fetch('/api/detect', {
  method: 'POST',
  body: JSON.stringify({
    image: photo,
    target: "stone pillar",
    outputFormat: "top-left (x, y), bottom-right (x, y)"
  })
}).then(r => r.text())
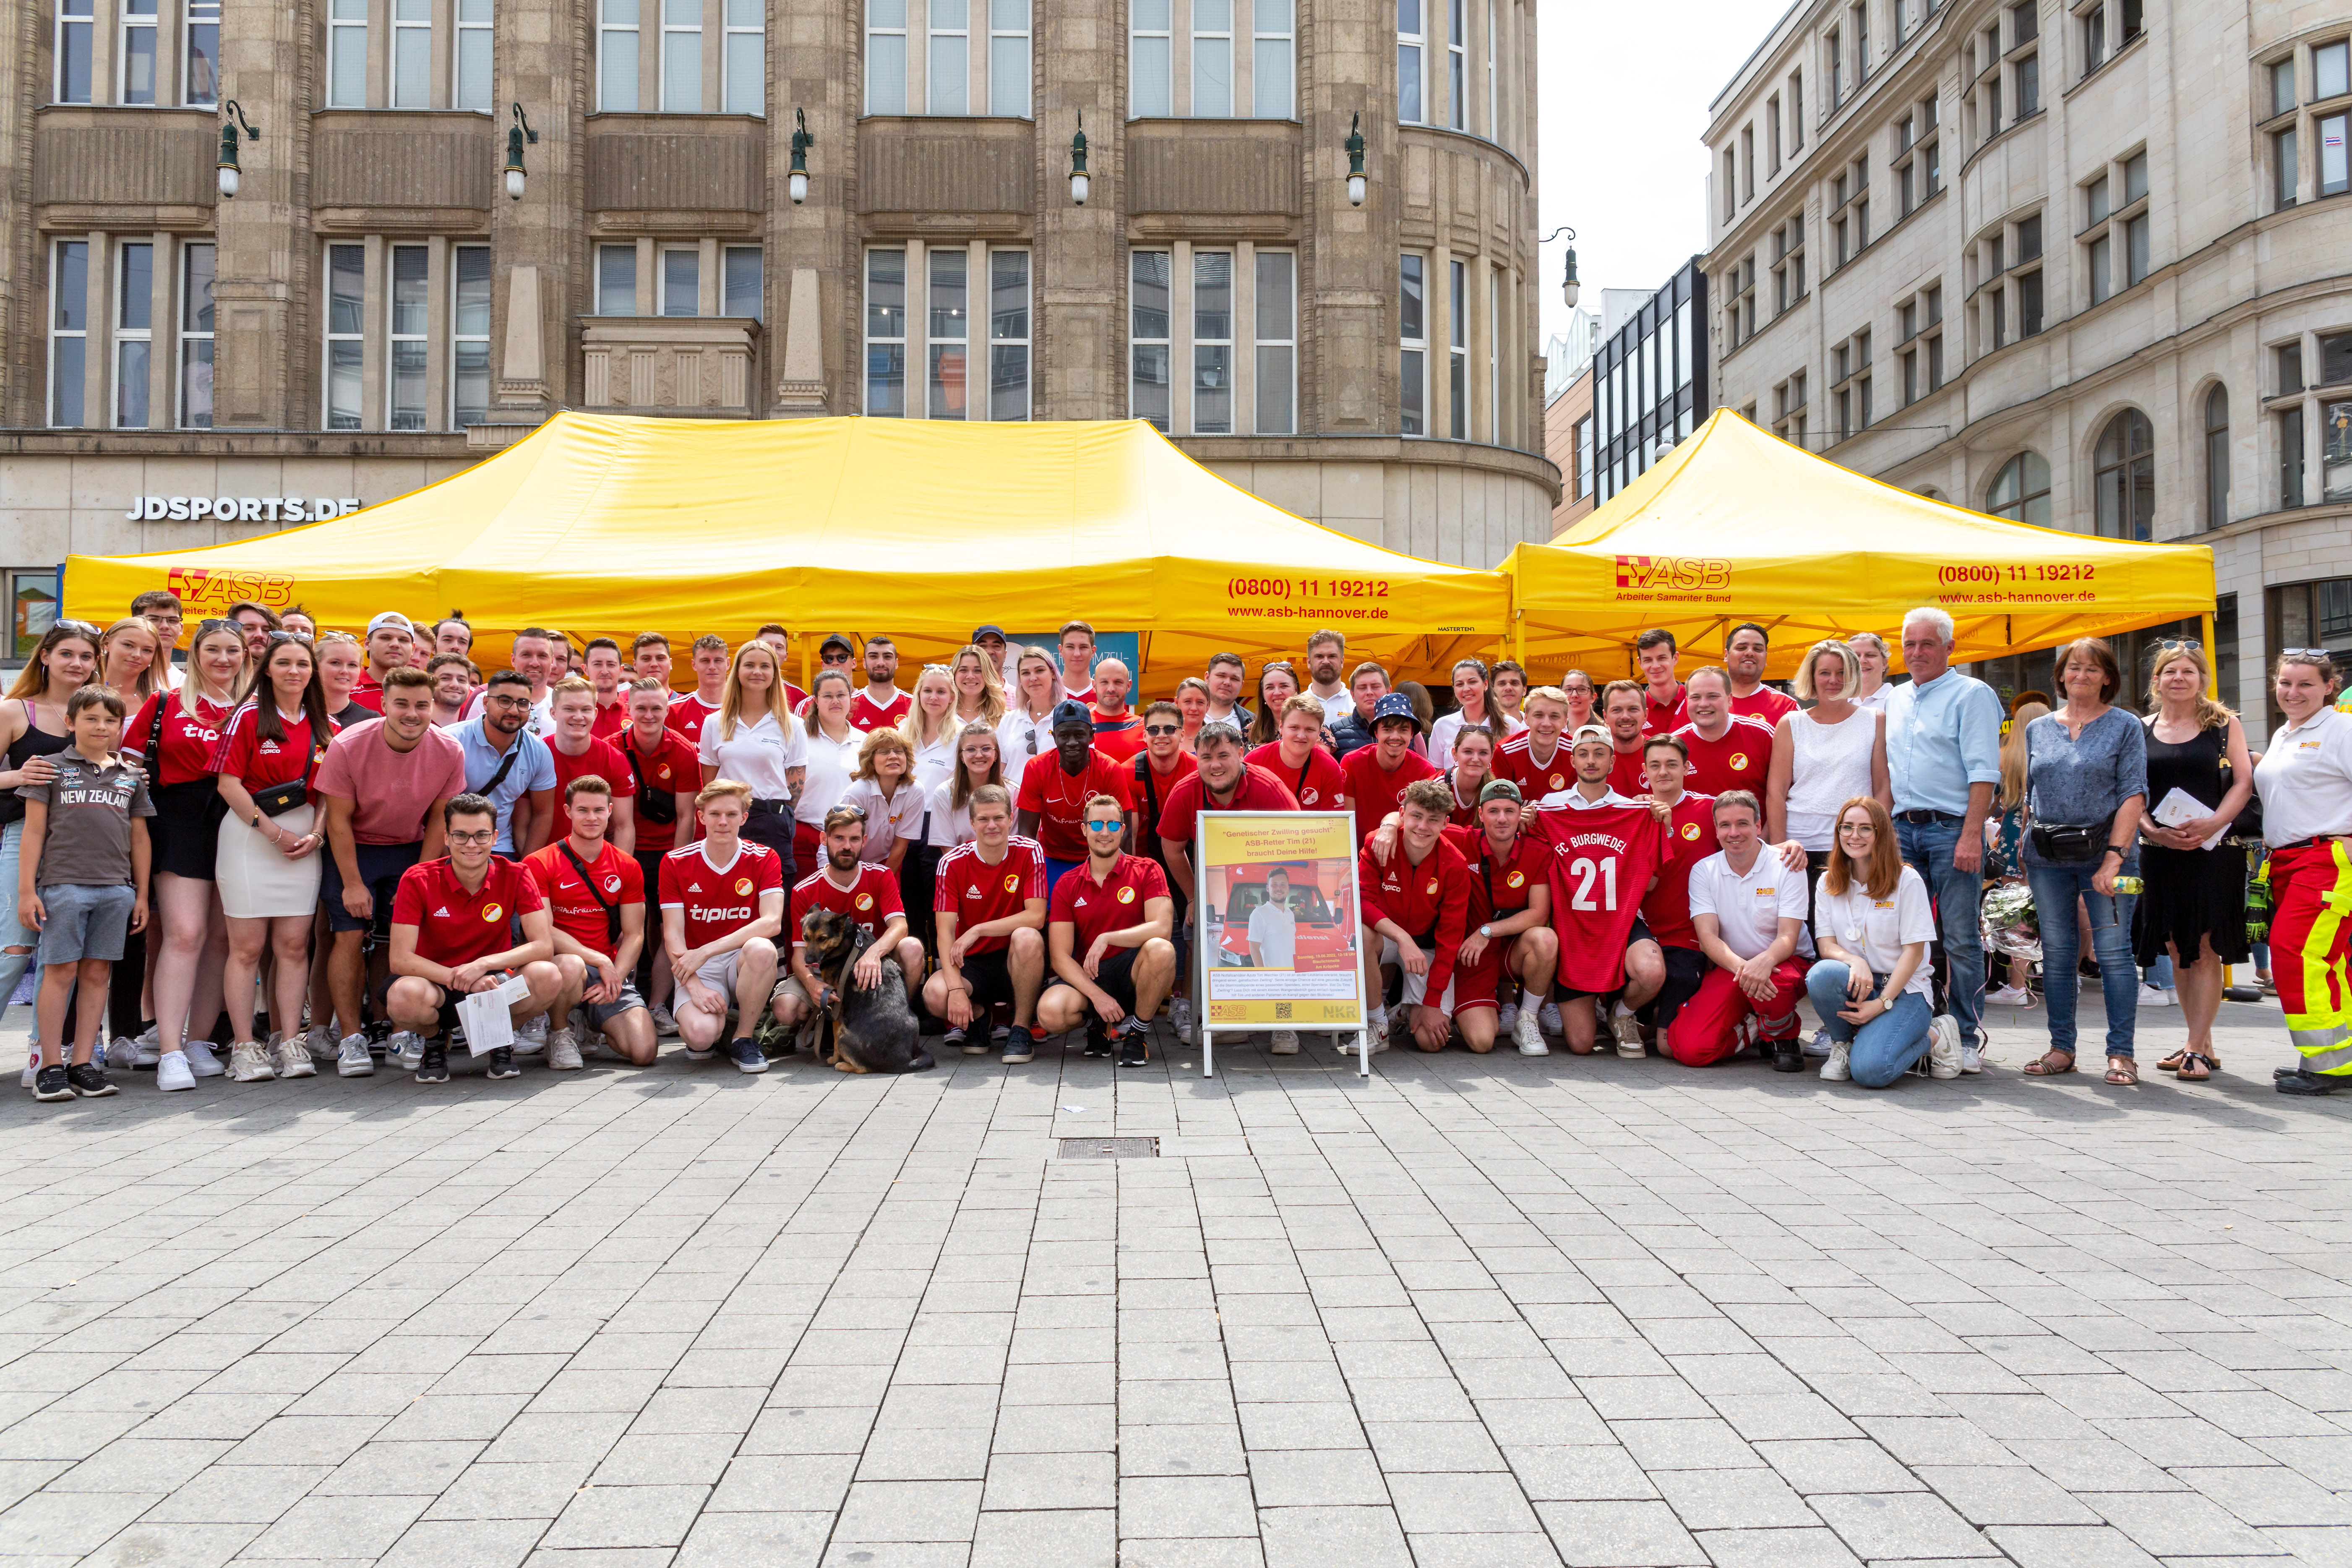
top-left (1036, 0), bottom-right (1120, 420)
top-left (212, 0), bottom-right (309, 428)
top-left (491, 0), bottom-right (583, 420)
top-left (1307, 0), bottom-right (1390, 435)
top-left (774, 0), bottom-right (854, 413)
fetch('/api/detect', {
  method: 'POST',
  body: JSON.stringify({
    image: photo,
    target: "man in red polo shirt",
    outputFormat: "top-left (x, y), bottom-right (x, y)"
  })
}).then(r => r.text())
top-left (1154, 720), bottom-right (1298, 1052)
top-left (1725, 623), bottom-right (1801, 725)
top-left (1356, 777), bottom-right (1474, 1054)
top-left (1672, 666), bottom-right (1776, 798)
top-left (1246, 695), bottom-right (1349, 813)
top-left (1017, 700), bottom-right (1133, 889)
top-left (1621, 734), bottom-right (1714, 1061)
top-left (1088, 658), bottom-right (1146, 762)
top-left (1637, 629), bottom-right (1687, 735)
top-left (545, 678), bottom-right (635, 850)
top-left (1127, 699), bottom-right (1198, 1039)
top-left (924, 785), bottom-right (1048, 1062)
top-left (772, 804), bottom-right (928, 1046)
top-left (386, 793), bottom-right (566, 1084)
top-left (1600, 681), bottom-right (1651, 798)
top-left (658, 780), bottom-right (784, 1072)
top-left (524, 776), bottom-right (654, 1068)
top-left (1035, 795), bottom-right (1176, 1068)
top-left (1340, 694), bottom-right (1439, 849)
top-left (668, 634), bottom-right (730, 746)
top-left (583, 638), bottom-right (631, 740)
top-left (1494, 686), bottom-right (1574, 802)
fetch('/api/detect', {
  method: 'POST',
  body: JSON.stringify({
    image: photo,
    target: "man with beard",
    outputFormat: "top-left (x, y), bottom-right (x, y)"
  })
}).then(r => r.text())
top-left (772, 803), bottom-right (927, 1044)
top-left (454, 669), bottom-right (557, 856)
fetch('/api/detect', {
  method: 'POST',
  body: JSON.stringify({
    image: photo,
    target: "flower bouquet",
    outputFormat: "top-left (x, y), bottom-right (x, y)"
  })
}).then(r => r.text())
top-left (1981, 879), bottom-right (2042, 963)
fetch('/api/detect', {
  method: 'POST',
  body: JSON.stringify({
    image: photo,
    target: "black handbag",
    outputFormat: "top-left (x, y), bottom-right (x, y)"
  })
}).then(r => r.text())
top-left (251, 777), bottom-right (308, 817)
top-left (623, 741), bottom-right (677, 824)
top-left (2029, 817), bottom-right (2114, 863)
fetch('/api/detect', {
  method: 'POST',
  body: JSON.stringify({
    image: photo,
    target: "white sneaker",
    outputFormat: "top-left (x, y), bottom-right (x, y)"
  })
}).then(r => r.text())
top-left (1496, 1002), bottom-right (1520, 1034)
top-left (1172, 996), bottom-right (1195, 1044)
top-left (387, 1031), bottom-right (426, 1071)
top-left (1804, 1028), bottom-right (1833, 1059)
top-left (182, 1041), bottom-right (224, 1077)
top-left (1538, 1000), bottom-right (1563, 1036)
top-left (649, 1004), bottom-right (679, 1038)
top-left (156, 1051), bottom-right (196, 1092)
top-left (1985, 984), bottom-right (2034, 1006)
top-left (513, 1014), bottom-right (549, 1055)
top-left (548, 1027), bottom-right (584, 1071)
top-left (304, 1025), bottom-right (334, 1059)
top-left (1928, 1015), bottom-right (1962, 1079)
top-left (337, 1034), bottom-right (374, 1077)
top-left (227, 1042), bottom-right (275, 1082)
top-left (1960, 1043), bottom-right (1983, 1074)
top-left (113, 1031), bottom-right (161, 1069)
top-left (2138, 984), bottom-right (2177, 1007)
top-left (1610, 1007), bottom-right (1645, 1059)
top-left (270, 1032), bottom-right (316, 1079)
top-left (1269, 1030), bottom-right (1299, 1054)
top-left (19, 1051), bottom-right (34, 1089)
top-left (1513, 1007), bottom-right (1549, 1055)
top-left (1821, 1041), bottom-right (1852, 1081)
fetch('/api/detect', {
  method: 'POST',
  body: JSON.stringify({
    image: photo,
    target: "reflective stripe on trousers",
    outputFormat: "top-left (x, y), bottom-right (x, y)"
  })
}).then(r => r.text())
top-left (2271, 840), bottom-right (2352, 1076)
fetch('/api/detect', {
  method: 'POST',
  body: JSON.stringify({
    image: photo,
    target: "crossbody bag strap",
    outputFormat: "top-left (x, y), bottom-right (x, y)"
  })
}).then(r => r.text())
top-left (558, 840), bottom-right (623, 948)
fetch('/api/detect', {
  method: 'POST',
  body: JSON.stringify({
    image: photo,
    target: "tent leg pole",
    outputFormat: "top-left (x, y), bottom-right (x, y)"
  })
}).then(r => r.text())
top-left (2201, 611), bottom-right (2219, 700)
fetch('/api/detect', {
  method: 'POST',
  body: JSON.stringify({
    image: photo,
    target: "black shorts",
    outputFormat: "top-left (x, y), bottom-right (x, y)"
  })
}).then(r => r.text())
top-left (149, 780), bottom-right (222, 881)
top-left (1073, 948), bottom-right (1139, 1018)
top-left (322, 840), bottom-right (423, 934)
top-left (1627, 915), bottom-right (1655, 947)
top-left (1639, 944), bottom-right (1709, 1030)
top-left (956, 947), bottom-right (1017, 1014)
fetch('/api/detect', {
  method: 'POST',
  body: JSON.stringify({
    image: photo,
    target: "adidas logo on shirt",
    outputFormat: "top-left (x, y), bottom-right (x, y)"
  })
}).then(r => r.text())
top-left (433, 906), bottom-right (450, 916)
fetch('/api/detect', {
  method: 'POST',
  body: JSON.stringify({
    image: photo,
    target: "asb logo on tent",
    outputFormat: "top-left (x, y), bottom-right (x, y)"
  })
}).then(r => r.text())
top-left (1615, 556), bottom-right (1731, 592)
top-left (167, 567), bottom-right (297, 609)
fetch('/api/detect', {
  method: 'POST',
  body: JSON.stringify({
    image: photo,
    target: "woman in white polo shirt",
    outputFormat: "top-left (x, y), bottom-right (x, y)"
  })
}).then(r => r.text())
top-left (1806, 796), bottom-right (1943, 1087)
top-left (794, 669), bottom-right (863, 871)
top-left (698, 639), bottom-right (807, 878)
top-left (997, 649), bottom-right (1061, 791)
top-left (2257, 650), bottom-right (2352, 1096)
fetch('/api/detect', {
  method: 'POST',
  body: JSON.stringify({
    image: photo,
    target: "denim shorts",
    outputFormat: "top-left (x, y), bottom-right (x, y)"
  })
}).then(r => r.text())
top-left (37, 883), bottom-right (136, 966)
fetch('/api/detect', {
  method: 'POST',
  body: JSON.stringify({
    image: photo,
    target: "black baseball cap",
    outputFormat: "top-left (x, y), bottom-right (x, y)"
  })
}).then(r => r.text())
top-left (972, 624), bottom-right (1008, 644)
top-left (818, 633), bottom-right (857, 658)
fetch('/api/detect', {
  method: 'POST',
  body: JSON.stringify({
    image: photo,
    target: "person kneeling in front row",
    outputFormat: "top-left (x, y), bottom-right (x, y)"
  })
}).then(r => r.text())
top-left (1806, 796), bottom-right (1958, 1085)
top-left (1034, 795), bottom-right (1176, 1068)
top-left (1668, 791), bottom-right (1813, 1071)
top-left (659, 780), bottom-right (786, 1073)
top-left (385, 793), bottom-right (568, 1082)
top-left (923, 785), bottom-right (1049, 1063)
top-left (524, 775), bottom-right (658, 1067)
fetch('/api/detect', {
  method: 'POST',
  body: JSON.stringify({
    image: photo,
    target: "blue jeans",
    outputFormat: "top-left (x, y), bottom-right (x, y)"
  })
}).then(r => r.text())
top-left (2026, 858), bottom-right (2139, 1059)
top-left (0, 821), bottom-right (38, 1046)
top-left (1895, 815), bottom-right (1984, 1049)
top-left (1805, 961), bottom-right (1933, 1087)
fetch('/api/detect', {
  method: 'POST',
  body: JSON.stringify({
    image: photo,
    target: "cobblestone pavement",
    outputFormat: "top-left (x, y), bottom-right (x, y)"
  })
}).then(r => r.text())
top-left (0, 996), bottom-right (2347, 1568)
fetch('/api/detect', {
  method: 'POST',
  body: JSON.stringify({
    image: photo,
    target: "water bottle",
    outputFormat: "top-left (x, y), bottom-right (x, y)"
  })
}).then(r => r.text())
top-left (2111, 875), bottom-right (2143, 896)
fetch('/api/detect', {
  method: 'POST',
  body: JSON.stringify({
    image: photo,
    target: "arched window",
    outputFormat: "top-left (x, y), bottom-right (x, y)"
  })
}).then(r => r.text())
top-left (2204, 385), bottom-right (2229, 530)
top-left (2094, 409), bottom-right (2155, 539)
top-left (1987, 452), bottom-right (2051, 525)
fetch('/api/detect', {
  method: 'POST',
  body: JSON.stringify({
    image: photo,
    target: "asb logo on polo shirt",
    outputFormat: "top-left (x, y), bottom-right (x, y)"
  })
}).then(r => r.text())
top-left (1425, 878), bottom-right (1439, 895)
top-left (1116, 887), bottom-right (1136, 904)
top-left (1753, 886), bottom-right (1777, 898)
top-left (656, 764), bottom-right (673, 780)
top-left (1505, 870), bottom-right (1525, 889)
top-left (482, 903), bottom-right (503, 921)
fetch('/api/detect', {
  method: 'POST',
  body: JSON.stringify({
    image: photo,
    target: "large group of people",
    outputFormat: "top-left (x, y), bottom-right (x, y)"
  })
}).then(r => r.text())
top-left (4, 592), bottom-right (2340, 1102)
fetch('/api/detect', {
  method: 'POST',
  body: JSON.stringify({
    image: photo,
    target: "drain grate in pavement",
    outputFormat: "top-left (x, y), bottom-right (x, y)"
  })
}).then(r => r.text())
top-left (1058, 1136), bottom-right (1160, 1159)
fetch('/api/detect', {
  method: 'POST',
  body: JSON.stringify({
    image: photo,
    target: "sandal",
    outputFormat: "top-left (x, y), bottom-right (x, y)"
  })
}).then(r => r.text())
top-left (2177, 1051), bottom-right (2214, 1081)
top-left (2105, 1057), bottom-right (2139, 1085)
top-left (2022, 1051), bottom-right (2076, 1076)
top-left (2157, 1048), bottom-right (2188, 1072)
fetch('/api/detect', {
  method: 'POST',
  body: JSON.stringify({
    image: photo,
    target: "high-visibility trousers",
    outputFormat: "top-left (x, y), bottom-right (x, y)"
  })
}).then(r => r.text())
top-left (2270, 840), bottom-right (2352, 1078)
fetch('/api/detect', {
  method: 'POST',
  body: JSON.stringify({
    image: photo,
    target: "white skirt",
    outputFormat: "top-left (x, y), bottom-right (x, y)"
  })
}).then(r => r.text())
top-left (216, 801), bottom-right (323, 919)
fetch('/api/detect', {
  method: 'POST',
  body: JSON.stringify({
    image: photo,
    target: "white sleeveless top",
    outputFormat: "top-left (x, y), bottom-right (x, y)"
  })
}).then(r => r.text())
top-left (1786, 706), bottom-right (1878, 851)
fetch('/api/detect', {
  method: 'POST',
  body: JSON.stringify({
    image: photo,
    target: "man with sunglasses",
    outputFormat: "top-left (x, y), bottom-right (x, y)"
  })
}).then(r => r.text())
top-left (1036, 794), bottom-right (1175, 1068)
top-left (1126, 699), bottom-right (1198, 1036)
top-left (1017, 700), bottom-right (1133, 892)
top-left (385, 793), bottom-right (566, 1083)
top-left (454, 671), bottom-right (558, 857)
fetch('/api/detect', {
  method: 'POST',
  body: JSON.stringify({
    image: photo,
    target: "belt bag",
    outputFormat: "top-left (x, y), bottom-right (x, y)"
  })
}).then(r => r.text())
top-left (2030, 815), bottom-right (2112, 863)
top-left (251, 778), bottom-right (308, 818)
top-left (623, 745), bottom-right (676, 824)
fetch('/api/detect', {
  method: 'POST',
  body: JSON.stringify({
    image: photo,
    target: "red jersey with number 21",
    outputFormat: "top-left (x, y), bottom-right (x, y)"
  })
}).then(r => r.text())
top-left (1546, 804), bottom-right (1666, 992)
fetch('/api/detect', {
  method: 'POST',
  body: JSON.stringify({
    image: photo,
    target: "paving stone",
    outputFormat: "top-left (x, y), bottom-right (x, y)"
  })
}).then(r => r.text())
top-left (1532, 1500), bottom-right (1707, 1566)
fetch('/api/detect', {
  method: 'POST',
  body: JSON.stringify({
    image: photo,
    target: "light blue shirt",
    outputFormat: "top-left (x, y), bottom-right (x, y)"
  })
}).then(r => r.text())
top-left (1884, 668), bottom-right (2003, 816)
top-left (454, 718), bottom-right (555, 853)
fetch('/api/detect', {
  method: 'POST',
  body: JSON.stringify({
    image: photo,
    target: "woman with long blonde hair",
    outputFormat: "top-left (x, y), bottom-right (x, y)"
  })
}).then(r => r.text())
top-left (698, 638), bottom-right (806, 870)
top-left (96, 617), bottom-right (164, 707)
top-left (949, 644), bottom-right (1008, 729)
top-left (1806, 796), bottom-right (1940, 1087)
top-left (901, 664), bottom-right (961, 796)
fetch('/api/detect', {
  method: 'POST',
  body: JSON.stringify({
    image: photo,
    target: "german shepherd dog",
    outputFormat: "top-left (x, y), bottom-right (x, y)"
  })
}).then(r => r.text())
top-left (800, 907), bottom-right (935, 1074)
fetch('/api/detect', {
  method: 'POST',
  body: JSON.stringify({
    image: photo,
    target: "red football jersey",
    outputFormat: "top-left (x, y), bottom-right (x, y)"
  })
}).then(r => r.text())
top-left (933, 836), bottom-right (1048, 955)
top-left (1015, 749), bottom-right (1133, 860)
top-left (1340, 747), bottom-right (1441, 845)
top-left (1607, 745), bottom-right (1650, 800)
top-left (210, 702), bottom-right (328, 792)
top-left (1641, 685), bottom-right (1687, 736)
top-left (848, 690), bottom-right (912, 733)
top-left (392, 854), bottom-right (545, 969)
top-left (1048, 852), bottom-right (1171, 954)
top-left (659, 840), bottom-right (785, 952)
top-left (524, 838), bottom-right (645, 955)
top-left (1730, 687), bottom-right (1801, 727)
top-left (1546, 804), bottom-right (1667, 993)
top-left (1156, 764), bottom-right (1299, 847)
top-left (1091, 712), bottom-right (1148, 763)
top-left (617, 727), bottom-right (703, 852)
top-left (790, 861), bottom-right (905, 952)
top-left (666, 692), bottom-right (723, 746)
top-left (1671, 715), bottom-right (1776, 798)
top-left (347, 676), bottom-right (384, 715)
top-left (127, 691), bottom-right (230, 787)
top-left (547, 736), bottom-right (631, 843)
top-left (1642, 791), bottom-right (1719, 952)
top-left (1493, 732), bottom-right (1575, 801)
top-left (1440, 769), bottom-right (1486, 830)
top-left (1357, 836), bottom-right (1474, 1003)
top-left (1246, 742), bottom-right (1350, 813)
top-left (1443, 824), bottom-right (1552, 922)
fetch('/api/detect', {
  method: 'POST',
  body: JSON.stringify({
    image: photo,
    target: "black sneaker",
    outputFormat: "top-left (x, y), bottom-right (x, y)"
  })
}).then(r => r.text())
top-left (1001, 1026), bottom-right (1035, 1064)
top-left (65, 1063), bottom-right (118, 1098)
top-left (943, 1025), bottom-right (968, 1052)
top-left (1084, 1026), bottom-right (1112, 1057)
top-left (416, 1038), bottom-right (450, 1083)
top-left (485, 1047), bottom-right (519, 1080)
top-left (2276, 1069), bottom-right (2343, 1096)
top-left (31, 1064), bottom-right (72, 1102)
top-left (729, 1036), bottom-right (767, 1074)
top-left (1771, 1041), bottom-right (1805, 1072)
top-left (1118, 1026), bottom-right (1148, 1069)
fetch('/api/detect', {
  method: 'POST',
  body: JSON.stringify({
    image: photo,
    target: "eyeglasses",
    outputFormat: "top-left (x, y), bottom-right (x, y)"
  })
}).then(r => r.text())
top-left (447, 830), bottom-right (496, 845)
top-left (1143, 723), bottom-right (1181, 736)
top-left (484, 694), bottom-right (532, 709)
top-left (1083, 819), bottom-right (1123, 832)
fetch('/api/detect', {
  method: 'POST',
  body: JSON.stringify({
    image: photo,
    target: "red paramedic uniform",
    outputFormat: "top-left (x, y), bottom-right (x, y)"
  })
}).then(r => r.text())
top-left (1672, 715), bottom-right (1776, 798)
top-left (1340, 748), bottom-right (1440, 847)
top-left (1246, 742), bottom-right (1349, 812)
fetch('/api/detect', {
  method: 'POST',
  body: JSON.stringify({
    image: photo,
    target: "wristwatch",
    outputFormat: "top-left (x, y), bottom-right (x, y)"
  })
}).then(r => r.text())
top-left (1478, 923), bottom-right (1492, 939)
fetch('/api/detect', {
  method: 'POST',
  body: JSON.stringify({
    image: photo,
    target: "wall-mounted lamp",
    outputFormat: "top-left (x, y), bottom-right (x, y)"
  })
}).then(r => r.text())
top-left (789, 108), bottom-right (814, 204)
top-left (504, 103), bottom-right (539, 201)
top-left (1541, 225), bottom-right (1579, 308)
top-left (216, 100), bottom-right (258, 198)
top-left (1345, 112), bottom-right (1366, 207)
top-left (1069, 112), bottom-right (1090, 205)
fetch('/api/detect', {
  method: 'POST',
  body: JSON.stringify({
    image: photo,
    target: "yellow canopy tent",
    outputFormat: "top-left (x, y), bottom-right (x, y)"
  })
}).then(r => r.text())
top-left (1505, 409), bottom-right (2218, 682)
top-left (65, 413), bottom-right (1506, 687)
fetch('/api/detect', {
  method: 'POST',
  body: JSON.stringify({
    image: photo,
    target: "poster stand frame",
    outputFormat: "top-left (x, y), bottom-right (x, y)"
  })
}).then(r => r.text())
top-left (1193, 811), bottom-right (1373, 1080)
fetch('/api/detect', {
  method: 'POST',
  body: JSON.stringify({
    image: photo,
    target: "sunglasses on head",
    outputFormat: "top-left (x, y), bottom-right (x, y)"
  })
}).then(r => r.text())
top-left (51, 619), bottom-right (101, 638)
top-left (829, 803), bottom-right (868, 822)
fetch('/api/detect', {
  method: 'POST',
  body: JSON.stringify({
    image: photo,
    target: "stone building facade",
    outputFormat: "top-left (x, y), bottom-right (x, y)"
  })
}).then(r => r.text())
top-left (0, 0), bottom-right (1559, 653)
top-left (1701, 0), bottom-right (2350, 737)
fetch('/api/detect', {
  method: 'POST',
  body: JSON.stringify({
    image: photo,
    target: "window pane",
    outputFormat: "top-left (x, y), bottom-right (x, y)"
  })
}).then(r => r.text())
top-left (1257, 345), bottom-right (1293, 433)
top-left (123, 10), bottom-right (156, 104)
top-left (59, 9), bottom-right (92, 103)
top-left (990, 36), bottom-right (1028, 116)
top-left (180, 338), bottom-right (211, 428)
top-left (394, 23), bottom-right (429, 105)
top-left (928, 247), bottom-right (966, 340)
top-left (2125, 212), bottom-right (2149, 284)
top-left (1448, 259), bottom-right (1465, 349)
top-left (326, 341), bottom-right (361, 429)
top-left (118, 243), bottom-right (151, 331)
top-left (1132, 249), bottom-right (1170, 340)
top-left (1194, 34), bottom-right (1231, 116)
top-left (1254, 38), bottom-right (1291, 117)
top-left (1400, 348), bottom-right (1423, 434)
top-left (866, 31), bottom-right (904, 113)
top-left (1398, 253), bottom-right (1423, 342)
top-left (1194, 250), bottom-right (1230, 342)
top-left (456, 29), bottom-right (492, 110)
top-left (2321, 332), bottom-right (2352, 387)
top-left (2318, 40), bottom-right (2350, 100)
top-left (116, 341), bottom-right (150, 428)
top-left (391, 245), bottom-right (428, 337)
top-left (1449, 351), bottom-right (1465, 439)
top-left (867, 249), bottom-right (905, 339)
top-left (662, 249), bottom-right (699, 316)
top-left (1398, 43), bottom-right (1421, 121)
top-left (185, 0), bottom-right (219, 103)
top-left (724, 246), bottom-right (762, 318)
top-left (454, 341), bottom-right (488, 425)
top-left (990, 250), bottom-right (1027, 339)
top-left (1132, 344), bottom-right (1170, 429)
top-left (454, 245), bottom-right (491, 336)
top-left (2088, 235), bottom-right (2109, 304)
top-left (53, 242), bottom-right (85, 331)
top-left (329, 243), bottom-right (364, 334)
top-left (1194, 347), bottom-right (1230, 432)
top-left (598, 244), bottom-right (637, 315)
top-left (1132, 36), bottom-right (1171, 117)
top-left (723, 31), bottom-right (761, 113)
top-left (2123, 150), bottom-right (2147, 203)
top-left (664, 0), bottom-right (701, 110)
top-left (1255, 249), bottom-right (1292, 342)
top-left (602, 27), bottom-right (639, 110)
top-left (929, 33), bottom-right (967, 113)
top-left (991, 344), bottom-right (1027, 420)
top-left (182, 243), bottom-right (214, 333)
top-left (390, 341), bottom-right (425, 430)
top-left (2323, 113), bottom-right (2349, 196)
top-left (52, 338), bottom-right (84, 427)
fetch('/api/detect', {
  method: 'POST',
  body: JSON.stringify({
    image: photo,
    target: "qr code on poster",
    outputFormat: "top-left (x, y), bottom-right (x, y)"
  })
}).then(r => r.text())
top-left (1275, 1002), bottom-right (1293, 1019)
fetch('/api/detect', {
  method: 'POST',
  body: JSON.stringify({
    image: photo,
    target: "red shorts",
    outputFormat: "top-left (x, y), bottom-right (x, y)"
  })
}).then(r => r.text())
top-left (1449, 930), bottom-right (1538, 1015)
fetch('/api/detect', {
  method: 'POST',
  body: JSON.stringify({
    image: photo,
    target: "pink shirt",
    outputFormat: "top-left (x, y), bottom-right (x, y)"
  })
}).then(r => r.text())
top-left (311, 717), bottom-right (468, 845)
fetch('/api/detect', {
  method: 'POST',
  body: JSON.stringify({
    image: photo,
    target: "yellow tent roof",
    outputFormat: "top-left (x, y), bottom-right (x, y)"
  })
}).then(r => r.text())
top-left (65, 413), bottom-right (1505, 684)
top-left (1507, 410), bottom-right (2216, 680)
